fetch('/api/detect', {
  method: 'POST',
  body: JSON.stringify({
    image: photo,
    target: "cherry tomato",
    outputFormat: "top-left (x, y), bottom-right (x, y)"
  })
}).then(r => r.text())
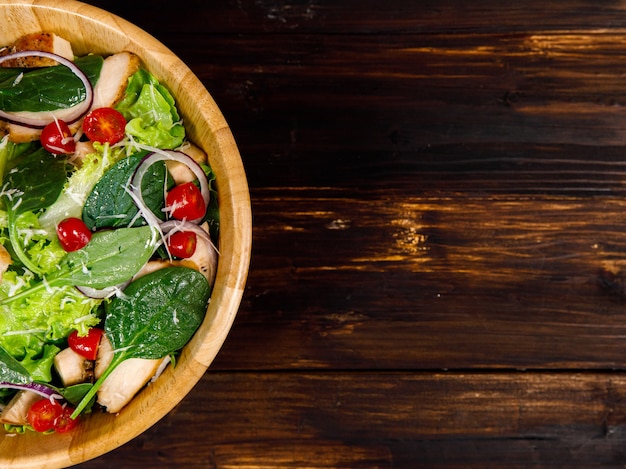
top-left (56, 217), bottom-right (92, 252)
top-left (27, 399), bottom-right (63, 432)
top-left (167, 231), bottom-right (197, 258)
top-left (27, 399), bottom-right (79, 433)
top-left (52, 405), bottom-right (80, 433)
top-left (68, 328), bottom-right (104, 361)
top-left (166, 182), bottom-right (206, 221)
top-left (40, 119), bottom-right (75, 154)
top-left (82, 107), bottom-right (126, 144)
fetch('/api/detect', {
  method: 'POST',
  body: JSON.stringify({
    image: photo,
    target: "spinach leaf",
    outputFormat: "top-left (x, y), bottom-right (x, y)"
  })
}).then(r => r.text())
top-left (0, 344), bottom-right (31, 385)
top-left (4, 147), bottom-right (67, 273)
top-left (0, 55), bottom-right (103, 112)
top-left (59, 383), bottom-right (94, 407)
top-left (0, 139), bottom-right (39, 191)
top-left (0, 225), bottom-right (158, 305)
top-left (71, 266), bottom-right (210, 417)
top-left (82, 151), bottom-right (170, 230)
top-left (53, 225), bottom-right (158, 288)
top-left (105, 266), bottom-right (210, 359)
top-left (5, 147), bottom-right (67, 216)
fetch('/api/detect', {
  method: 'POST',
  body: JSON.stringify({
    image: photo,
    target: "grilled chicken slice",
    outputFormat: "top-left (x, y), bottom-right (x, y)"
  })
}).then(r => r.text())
top-left (0, 32), bottom-right (73, 67)
top-left (186, 222), bottom-right (218, 286)
top-left (0, 390), bottom-right (41, 426)
top-left (91, 51), bottom-right (140, 109)
top-left (53, 347), bottom-right (94, 387)
top-left (95, 335), bottom-right (164, 414)
top-left (166, 143), bottom-right (209, 184)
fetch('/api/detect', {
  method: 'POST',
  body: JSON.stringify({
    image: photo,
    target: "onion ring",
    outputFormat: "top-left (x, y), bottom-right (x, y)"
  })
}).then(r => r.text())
top-left (0, 51), bottom-right (94, 129)
top-left (160, 219), bottom-right (214, 246)
top-left (131, 150), bottom-right (210, 224)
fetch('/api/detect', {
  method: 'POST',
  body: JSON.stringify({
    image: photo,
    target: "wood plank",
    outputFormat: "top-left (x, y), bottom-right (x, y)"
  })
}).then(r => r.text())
top-left (212, 190), bottom-right (626, 370)
top-left (86, 1), bottom-right (626, 35)
top-left (167, 32), bottom-right (626, 146)
top-left (139, 33), bottom-right (626, 192)
top-left (80, 371), bottom-right (626, 468)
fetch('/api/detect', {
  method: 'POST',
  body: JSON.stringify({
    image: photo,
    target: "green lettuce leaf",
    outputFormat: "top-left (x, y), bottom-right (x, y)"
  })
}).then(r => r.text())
top-left (0, 268), bottom-right (101, 383)
top-left (115, 69), bottom-right (185, 149)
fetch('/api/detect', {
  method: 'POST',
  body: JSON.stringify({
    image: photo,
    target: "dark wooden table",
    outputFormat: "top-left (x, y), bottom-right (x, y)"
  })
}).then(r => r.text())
top-left (80, 1), bottom-right (626, 467)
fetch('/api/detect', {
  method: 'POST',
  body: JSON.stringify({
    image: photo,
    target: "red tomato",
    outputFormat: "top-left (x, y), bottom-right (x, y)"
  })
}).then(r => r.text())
top-left (27, 399), bottom-right (63, 432)
top-left (27, 399), bottom-right (79, 433)
top-left (82, 107), bottom-right (126, 144)
top-left (40, 119), bottom-right (75, 154)
top-left (166, 182), bottom-right (206, 221)
top-left (57, 217), bottom-right (92, 252)
top-left (167, 231), bottom-right (197, 258)
top-left (68, 328), bottom-right (104, 361)
top-left (53, 405), bottom-right (79, 433)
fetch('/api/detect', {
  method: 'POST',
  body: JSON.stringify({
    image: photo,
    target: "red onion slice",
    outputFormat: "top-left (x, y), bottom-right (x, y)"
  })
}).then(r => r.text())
top-left (0, 381), bottom-right (63, 401)
top-left (160, 219), bottom-right (218, 254)
top-left (0, 51), bottom-right (94, 129)
top-left (131, 150), bottom-right (210, 224)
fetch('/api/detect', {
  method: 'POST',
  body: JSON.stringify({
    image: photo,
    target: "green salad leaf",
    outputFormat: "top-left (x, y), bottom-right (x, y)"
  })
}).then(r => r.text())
top-left (0, 344), bottom-right (31, 384)
top-left (3, 147), bottom-right (67, 274)
top-left (82, 150), bottom-right (171, 230)
top-left (0, 225), bottom-right (158, 305)
top-left (0, 268), bottom-right (101, 381)
top-left (38, 143), bottom-right (127, 233)
top-left (0, 55), bottom-right (103, 112)
top-left (4, 147), bottom-right (67, 216)
top-left (72, 266), bottom-right (210, 417)
top-left (0, 137), bottom-right (38, 189)
top-left (115, 69), bottom-right (185, 149)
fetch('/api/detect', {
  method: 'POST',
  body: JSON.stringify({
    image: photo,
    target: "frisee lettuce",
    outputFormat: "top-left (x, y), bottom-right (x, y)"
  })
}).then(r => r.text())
top-left (0, 266), bottom-right (101, 381)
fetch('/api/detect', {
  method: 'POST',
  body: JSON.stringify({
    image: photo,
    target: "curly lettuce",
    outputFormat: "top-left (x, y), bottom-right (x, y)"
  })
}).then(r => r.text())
top-left (0, 212), bottom-right (101, 382)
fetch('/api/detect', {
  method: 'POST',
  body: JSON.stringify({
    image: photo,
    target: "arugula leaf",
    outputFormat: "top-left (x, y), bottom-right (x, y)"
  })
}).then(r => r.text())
top-left (71, 266), bottom-right (210, 417)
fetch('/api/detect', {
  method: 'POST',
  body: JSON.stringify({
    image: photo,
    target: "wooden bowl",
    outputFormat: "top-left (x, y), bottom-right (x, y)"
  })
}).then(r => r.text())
top-left (0, 1), bottom-right (251, 467)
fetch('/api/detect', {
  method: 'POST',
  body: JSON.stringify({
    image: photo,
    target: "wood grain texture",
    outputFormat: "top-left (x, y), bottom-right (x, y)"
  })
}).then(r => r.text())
top-left (13, 0), bottom-right (626, 466)
top-left (80, 371), bottom-right (626, 468)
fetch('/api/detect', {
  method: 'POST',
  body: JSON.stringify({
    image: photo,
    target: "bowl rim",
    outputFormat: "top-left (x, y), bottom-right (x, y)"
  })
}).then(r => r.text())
top-left (0, 0), bottom-right (252, 467)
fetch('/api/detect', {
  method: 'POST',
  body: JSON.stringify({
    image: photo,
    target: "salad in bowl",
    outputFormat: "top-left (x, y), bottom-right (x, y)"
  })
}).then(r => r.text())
top-left (0, 32), bottom-right (220, 434)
